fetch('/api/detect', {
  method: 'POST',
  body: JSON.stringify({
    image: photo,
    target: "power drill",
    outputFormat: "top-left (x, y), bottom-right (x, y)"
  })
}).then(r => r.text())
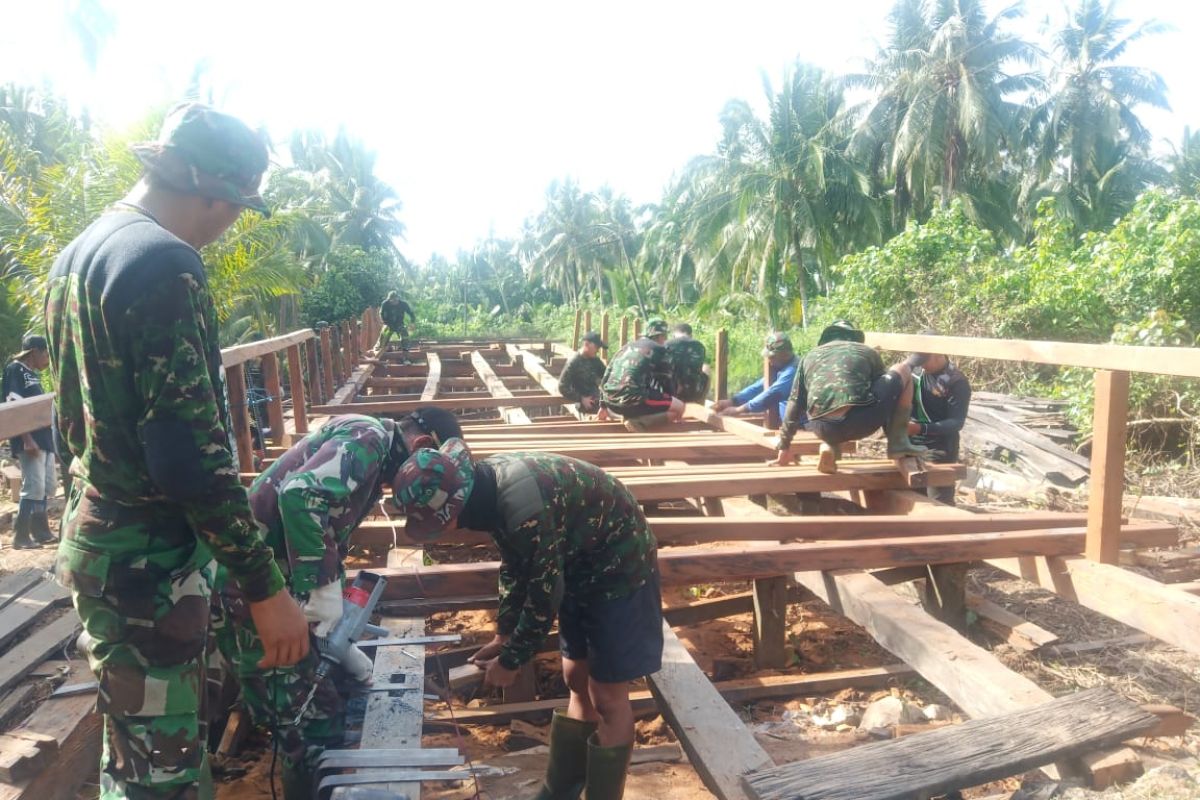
top-left (292, 571), bottom-right (388, 724)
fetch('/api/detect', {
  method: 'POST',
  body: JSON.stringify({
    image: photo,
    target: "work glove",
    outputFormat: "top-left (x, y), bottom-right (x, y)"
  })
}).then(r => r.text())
top-left (342, 643), bottom-right (374, 683)
top-left (302, 581), bottom-right (344, 638)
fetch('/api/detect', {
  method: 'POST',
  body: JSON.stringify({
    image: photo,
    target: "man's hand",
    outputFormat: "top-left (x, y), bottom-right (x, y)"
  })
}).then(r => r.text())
top-left (596, 407), bottom-right (611, 422)
top-left (249, 590), bottom-right (310, 668)
top-left (907, 420), bottom-right (922, 436)
top-left (478, 657), bottom-right (520, 688)
top-left (581, 396), bottom-right (598, 412)
top-left (470, 634), bottom-right (509, 665)
top-left (769, 449), bottom-right (795, 467)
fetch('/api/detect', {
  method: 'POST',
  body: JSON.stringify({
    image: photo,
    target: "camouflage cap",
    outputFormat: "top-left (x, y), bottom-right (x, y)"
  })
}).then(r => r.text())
top-left (397, 407), bottom-right (464, 454)
top-left (392, 438), bottom-right (475, 540)
top-left (581, 331), bottom-right (607, 348)
top-left (761, 331), bottom-right (793, 357)
top-left (645, 318), bottom-right (669, 337)
top-left (131, 102), bottom-right (271, 217)
top-left (817, 319), bottom-right (865, 346)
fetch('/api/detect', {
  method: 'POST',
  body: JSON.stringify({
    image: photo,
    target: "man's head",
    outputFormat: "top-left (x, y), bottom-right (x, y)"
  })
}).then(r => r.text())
top-left (817, 319), bottom-right (864, 347)
top-left (132, 103), bottom-right (270, 247)
top-left (672, 322), bottom-right (693, 340)
top-left (15, 334), bottom-right (49, 370)
top-left (645, 318), bottom-right (669, 344)
top-left (392, 438), bottom-right (475, 540)
top-left (761, 331), bottom-right (794, 367)
top-left (397, 407), bottom-right (464, 454)
top-left (580, 331), bottom-right (606, 357)
top-left (385, 291), bottom-right (399, 304)
top-left (917, 328), bottom-right (949, 373)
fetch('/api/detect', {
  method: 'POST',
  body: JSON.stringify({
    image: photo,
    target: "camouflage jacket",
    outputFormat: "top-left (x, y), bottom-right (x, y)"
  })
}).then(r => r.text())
top-left (481, 453), bottom-right (658, 669)
top-left (778, 341), bottom-right (885, 449)
top-left (557, 352), bottom-right (606, 403)
top-left (234, 414), bottom-right (401, 601)
top-left (600, 338), bottom-right (671, 407)
top-left (381, 298), bottom-right (415, 329)
top-left (666, 336), bottom-right (708, 402)
top-left (45, 210), bottom-right (283, 602)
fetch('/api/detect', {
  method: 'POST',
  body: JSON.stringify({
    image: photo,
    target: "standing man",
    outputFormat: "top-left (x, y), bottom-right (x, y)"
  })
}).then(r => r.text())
top-left (665, 322), bottom-right (709, 403)
top-left (558, 331), bottom-right (609, 418)
top-left (773, 320), bottom-right (927, 474)
top-left (600, 318), bottom-right (683, 431)
top-left (3, 334), bottom-right (57, 549)
top-left (45, 103), bottom-right (310, 800)
top-left (909, 342), bottom-right (972, 504)
top-left (374, 291), bottom-right (416, 353)
top-left (395, 439), bottom-right (662, 800)
top-left (213, 409), bottom-right (462, 799)
top-left (714, 331), bottom-right (800, 423)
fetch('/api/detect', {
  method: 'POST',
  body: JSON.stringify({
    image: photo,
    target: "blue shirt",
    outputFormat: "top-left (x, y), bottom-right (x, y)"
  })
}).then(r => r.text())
top-left (732, 355), bottom-right (801, 421)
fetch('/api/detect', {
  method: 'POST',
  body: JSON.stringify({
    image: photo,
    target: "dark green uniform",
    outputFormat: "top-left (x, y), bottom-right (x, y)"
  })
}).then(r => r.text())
top-left (474, 453), bottom-right (659, 671)
top-left (778, 341), bottom-right (893, 449)
top-left (557, 352), bottom-right (606, 404)
top-left (665, 336), bottom-right (708, 402)
top-left (46, 210), bottom-right (284, 800)
top-left (599, 338), bottom-right (673, 416)
top-left (377, 296), bottom-right (415, 350)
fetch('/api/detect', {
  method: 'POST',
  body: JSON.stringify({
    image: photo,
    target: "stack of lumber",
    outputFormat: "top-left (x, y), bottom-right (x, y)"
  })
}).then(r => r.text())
top-left (964, 392), bottom-right (1090, 488)
top-left (0, 571), bottom-right (77, 697)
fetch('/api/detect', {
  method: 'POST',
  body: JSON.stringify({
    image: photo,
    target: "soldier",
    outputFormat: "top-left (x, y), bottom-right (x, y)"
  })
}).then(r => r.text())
top-left (395, 438), bottom-right (662, 800)
top-left (212, 409), bottom-right (462, 799)
top-left (599, 318), bottom-right (683, 432)
top-left (373, 291), bottom-right (416, 353)
top-left (44, 102), bottom-right (310, 800)
top-left (909, 335), bottom-right (972, 504)
top-left (3, 334), bottom-right (57, 549)
top-left (664, 322), bottom-right (709, 403)
top-left (714, 332), bottom-right (801, 424)
top-left (558, 331), bottom-right (609, 418)
top-left (773, 320), bottom-right (928, 474)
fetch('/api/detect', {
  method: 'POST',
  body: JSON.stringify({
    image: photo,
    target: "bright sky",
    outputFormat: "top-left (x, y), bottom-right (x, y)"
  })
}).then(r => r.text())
top-left (2, 0), bottom-right (1197, 263)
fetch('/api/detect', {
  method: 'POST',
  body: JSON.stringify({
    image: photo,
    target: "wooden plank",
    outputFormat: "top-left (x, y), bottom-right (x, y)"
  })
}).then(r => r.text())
top-left (715, 329), bottom-right (728, 401)
top-left (742, 688), bottom-right (1157, 800)
top-left (471, 351), bottom-right (531, 425)
top-left (647, 622), bottom-right (774, 800)
top-left (224, 363), bottom-right (255, 474)
top-left (0, 395), bottom-right (54, 441)
top-left (0, 614), bottom-right (81, 695)
top-left (286, 343), bottom-right (309, 434)
top-left (319, 327), bottom-right (336, 400)
top-left (260, 352), bottom-right (286, 446)
top-left (1086, 370), bottom-right (1130, 564)
top-left (220, 329), bottom-right (315, 367)
top-left (314, 393), bottom-right (558, 414)
top-left (572, 308), bottom-right (582, 349)
top-left (305, 334), bottom-right (324, 404)
top-left (0, 570), bottom-right (44, 612)
top-left (421, 353), bottom-right (441, 401)
top-left (864, 331), bottom-right (1200, 379)
top-left (0, 580), bottom-right (70, 650)
top-left (965, 591), bottom-right (1060, 651)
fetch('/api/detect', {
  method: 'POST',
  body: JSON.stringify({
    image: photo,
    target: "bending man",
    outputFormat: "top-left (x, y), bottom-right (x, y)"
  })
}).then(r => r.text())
top-left (600, 318), bottom-right (683, 431)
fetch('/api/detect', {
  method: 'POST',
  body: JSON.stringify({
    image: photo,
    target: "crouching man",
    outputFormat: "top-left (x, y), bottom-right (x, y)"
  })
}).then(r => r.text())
top-left (395, 439), bottom-right (662, 800)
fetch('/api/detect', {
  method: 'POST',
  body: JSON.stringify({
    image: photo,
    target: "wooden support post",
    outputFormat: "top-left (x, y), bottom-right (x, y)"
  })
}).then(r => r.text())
top-left (572, 308), bottom-right (583, 348)
top-left (715, 328), bottom-right (728, 401)
top-left (752, 577), bottom-right (789, 669)
top-left (620, 315), bottom-right (630, 347)
top-left (422, 353), bottom-right (441, 401)
top-left (343, 321), bottom-right (357, 369)
top-left (922, 564), bottom-right (969, 631)
top-left (1086, 369), bottom-right (1130, 564)
top-left (260, 352), bottom-right (286, 446)
top-left (634, 317), bottom-right (643, 340)
top-left (224, 363), bottom-right (255, 473)
top-left (319, 327), bottom-right (335, 400)
top-left (286, 343), bottom-right (309, 434)
top-left (504, 663), bottom-right (538, 703)
top-left (584, 309), bottom-right (593, 335)
top-left (601, 311), bottom-right (611, 360)
top-left (305, 337), bottom-right (323, 404)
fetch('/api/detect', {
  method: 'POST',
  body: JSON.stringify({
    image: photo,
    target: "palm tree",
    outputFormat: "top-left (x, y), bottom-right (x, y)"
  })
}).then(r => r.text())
top-left (525, 179), bottom-right (607, 307)
top-left (1168, 127), bottom-right (1200, 196)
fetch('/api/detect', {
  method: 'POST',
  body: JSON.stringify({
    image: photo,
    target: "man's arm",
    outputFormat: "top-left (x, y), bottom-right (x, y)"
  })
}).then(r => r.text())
top-left (776, 363), bottom-right (808, 450)
top-left (918, 378), bottom-right (972, 437)
top-left (498, 514), bottom-right (564, 670)
top-left (731, 378), bottom-right (764, 408)
top-left (557, 358), bottom-right (583, 402)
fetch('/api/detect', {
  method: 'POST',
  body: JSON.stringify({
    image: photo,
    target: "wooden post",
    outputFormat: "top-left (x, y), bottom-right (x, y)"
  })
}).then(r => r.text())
top-left (306, 338), bottom-right (324, 405)
top-left (260, 352), bottom-right (286, 446)
top-left (572, 308), bottom-right (583, 349)
top-left (1086, 370), bottom-right (1130, 564)
top-left (286, 343), bottom-right (309, 434)
top-left (752, 577), bottom-right (789, 670)
top-left (922, 564), bottom-right (969, 631)
top-left (584, 309), bottom-right (593, 336)
top-left (224, 363), bottom-right (255, 474)
top-left (601, 312), bottom-right (611, 360)
top-left (360, 309), bottom-right (373, 353)
top-left (504, 663), bottom-right (538, 704)
top-left (319, 327), bottom-right (336, 399)
top-left (620, 316), bottom-right (630, 347)
top-left (634, 318), bottom-right (643, 340)
top-left (343, 321), bottom-right (356, 372)
top-left (715, 329), bottom-right (729, 401)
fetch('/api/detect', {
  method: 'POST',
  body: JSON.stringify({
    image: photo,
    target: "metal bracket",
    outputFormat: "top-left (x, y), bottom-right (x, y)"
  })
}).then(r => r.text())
top-left (357, 635), bottom-right (462, 648)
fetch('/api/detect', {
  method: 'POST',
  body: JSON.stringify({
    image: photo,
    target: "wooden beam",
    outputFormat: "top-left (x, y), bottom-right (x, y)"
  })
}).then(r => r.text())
top-left (865, 331), bottom-right (1200, 379)
top-left (305, 334), bottom-right (324, 404)
top-left (620, 315), bottom-right (630, 347)
top-left (965, 591), bottom-right (1060, 652)
top-left (319, 327), bottom-right (336, 400)
top-left (260, 352), bottom-right (286, 446)
top-left (572, 308), bottom-right (582, 349)
top-left (224, 363), bottom-right (255, 474)
top-left (0, 613), bottom-right (81, 694)
top-left (221, 329), bottom-right (315, 367)
top-left (752, 577), bottom-right (788, 669)
top-left (421, 353), bottom-right (441, 401)
top-left (715, 328), bottom-right (728, 401)
top-left (1086, 370), bottom-right (1130, 564)
top-left (471, 350), bottom-right (531, 424)
top-left (314, 392), bottom-right (559, 415)
top-left (601, 312), bottom-right (611, 361)
top-left (684, 402), bottom-right (845, 456)
top-left (285, 343), bottom-right (309, 434)
top-left (0, 395), bottom-right (54, 441)
top-left (648, 622), bottom-right (774, 800)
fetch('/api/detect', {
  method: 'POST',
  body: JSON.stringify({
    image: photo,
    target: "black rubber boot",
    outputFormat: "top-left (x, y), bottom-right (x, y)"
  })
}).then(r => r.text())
top-left (534, 710), bottom-right (597, 800)
top-left (583, 733), bottom-right (633, 800)
top-left (622, 412), bottom-right (670, 433)
top-left (31, 508), bottom-right (56, 545)
top-left (12, 501), bottom-right (38, 550)
top-left (281, 757), bottom-right (314, 800)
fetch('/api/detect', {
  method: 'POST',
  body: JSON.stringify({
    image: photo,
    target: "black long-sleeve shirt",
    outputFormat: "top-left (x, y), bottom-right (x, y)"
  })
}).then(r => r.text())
top-left (910, 364), bottom-right (971, 463)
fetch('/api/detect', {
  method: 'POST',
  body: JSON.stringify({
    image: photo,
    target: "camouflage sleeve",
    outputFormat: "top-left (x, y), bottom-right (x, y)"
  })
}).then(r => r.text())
top-left (870, 347), bottom-right (886, 376)
top-left (557, 358), bottom-right (583, 402)
top-left (495, 551), bottom-right (527, 638)
top-left (777, 360), bottom-right (809, 450)
top-left (498, 518), bottom-right (565, 670)
top-left (128, 271), bottom-right (284, 603)
top-left (276, 472), bottom-right (349, 599)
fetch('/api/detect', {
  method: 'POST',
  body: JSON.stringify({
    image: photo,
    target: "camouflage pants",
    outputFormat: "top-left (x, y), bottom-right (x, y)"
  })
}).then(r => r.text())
top-left (375, 324), bottom-right (408, 351)
top-left (211, 568), bottom-right (344, 792)
top-left (55, 482), bottom-right (216, 800)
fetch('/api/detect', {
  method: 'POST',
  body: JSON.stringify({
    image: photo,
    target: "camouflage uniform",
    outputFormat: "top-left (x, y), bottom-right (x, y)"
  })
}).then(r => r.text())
top-left (777, 341), bottom-right (886, 449)
top-left (665, 336), bottom-right (708, 403)
top-left (377, 295), bottom-right (415, 350)
top-left (211, 414), bottom-right (406, 786)
top-left (557, 352), bottom-right (606, 404)
top-left (599, 338), bottom-right (673, 415)
top-left (45, 105), bottom-right (280, 800)
top-left (480, 453), bottom-right (659, 669)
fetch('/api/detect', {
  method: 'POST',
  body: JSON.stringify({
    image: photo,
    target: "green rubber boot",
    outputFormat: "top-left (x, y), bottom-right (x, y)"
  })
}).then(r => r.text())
top-left (886, 398), bottom-right (928, 459)
top-left (623, 412), bottom-right (670, 433)
top-left (534, 710), bottom-right (598, 800)
top-left (583, 733), bottom-right (633, 800)
top-left (281, 757), bottom-right (315, 800)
